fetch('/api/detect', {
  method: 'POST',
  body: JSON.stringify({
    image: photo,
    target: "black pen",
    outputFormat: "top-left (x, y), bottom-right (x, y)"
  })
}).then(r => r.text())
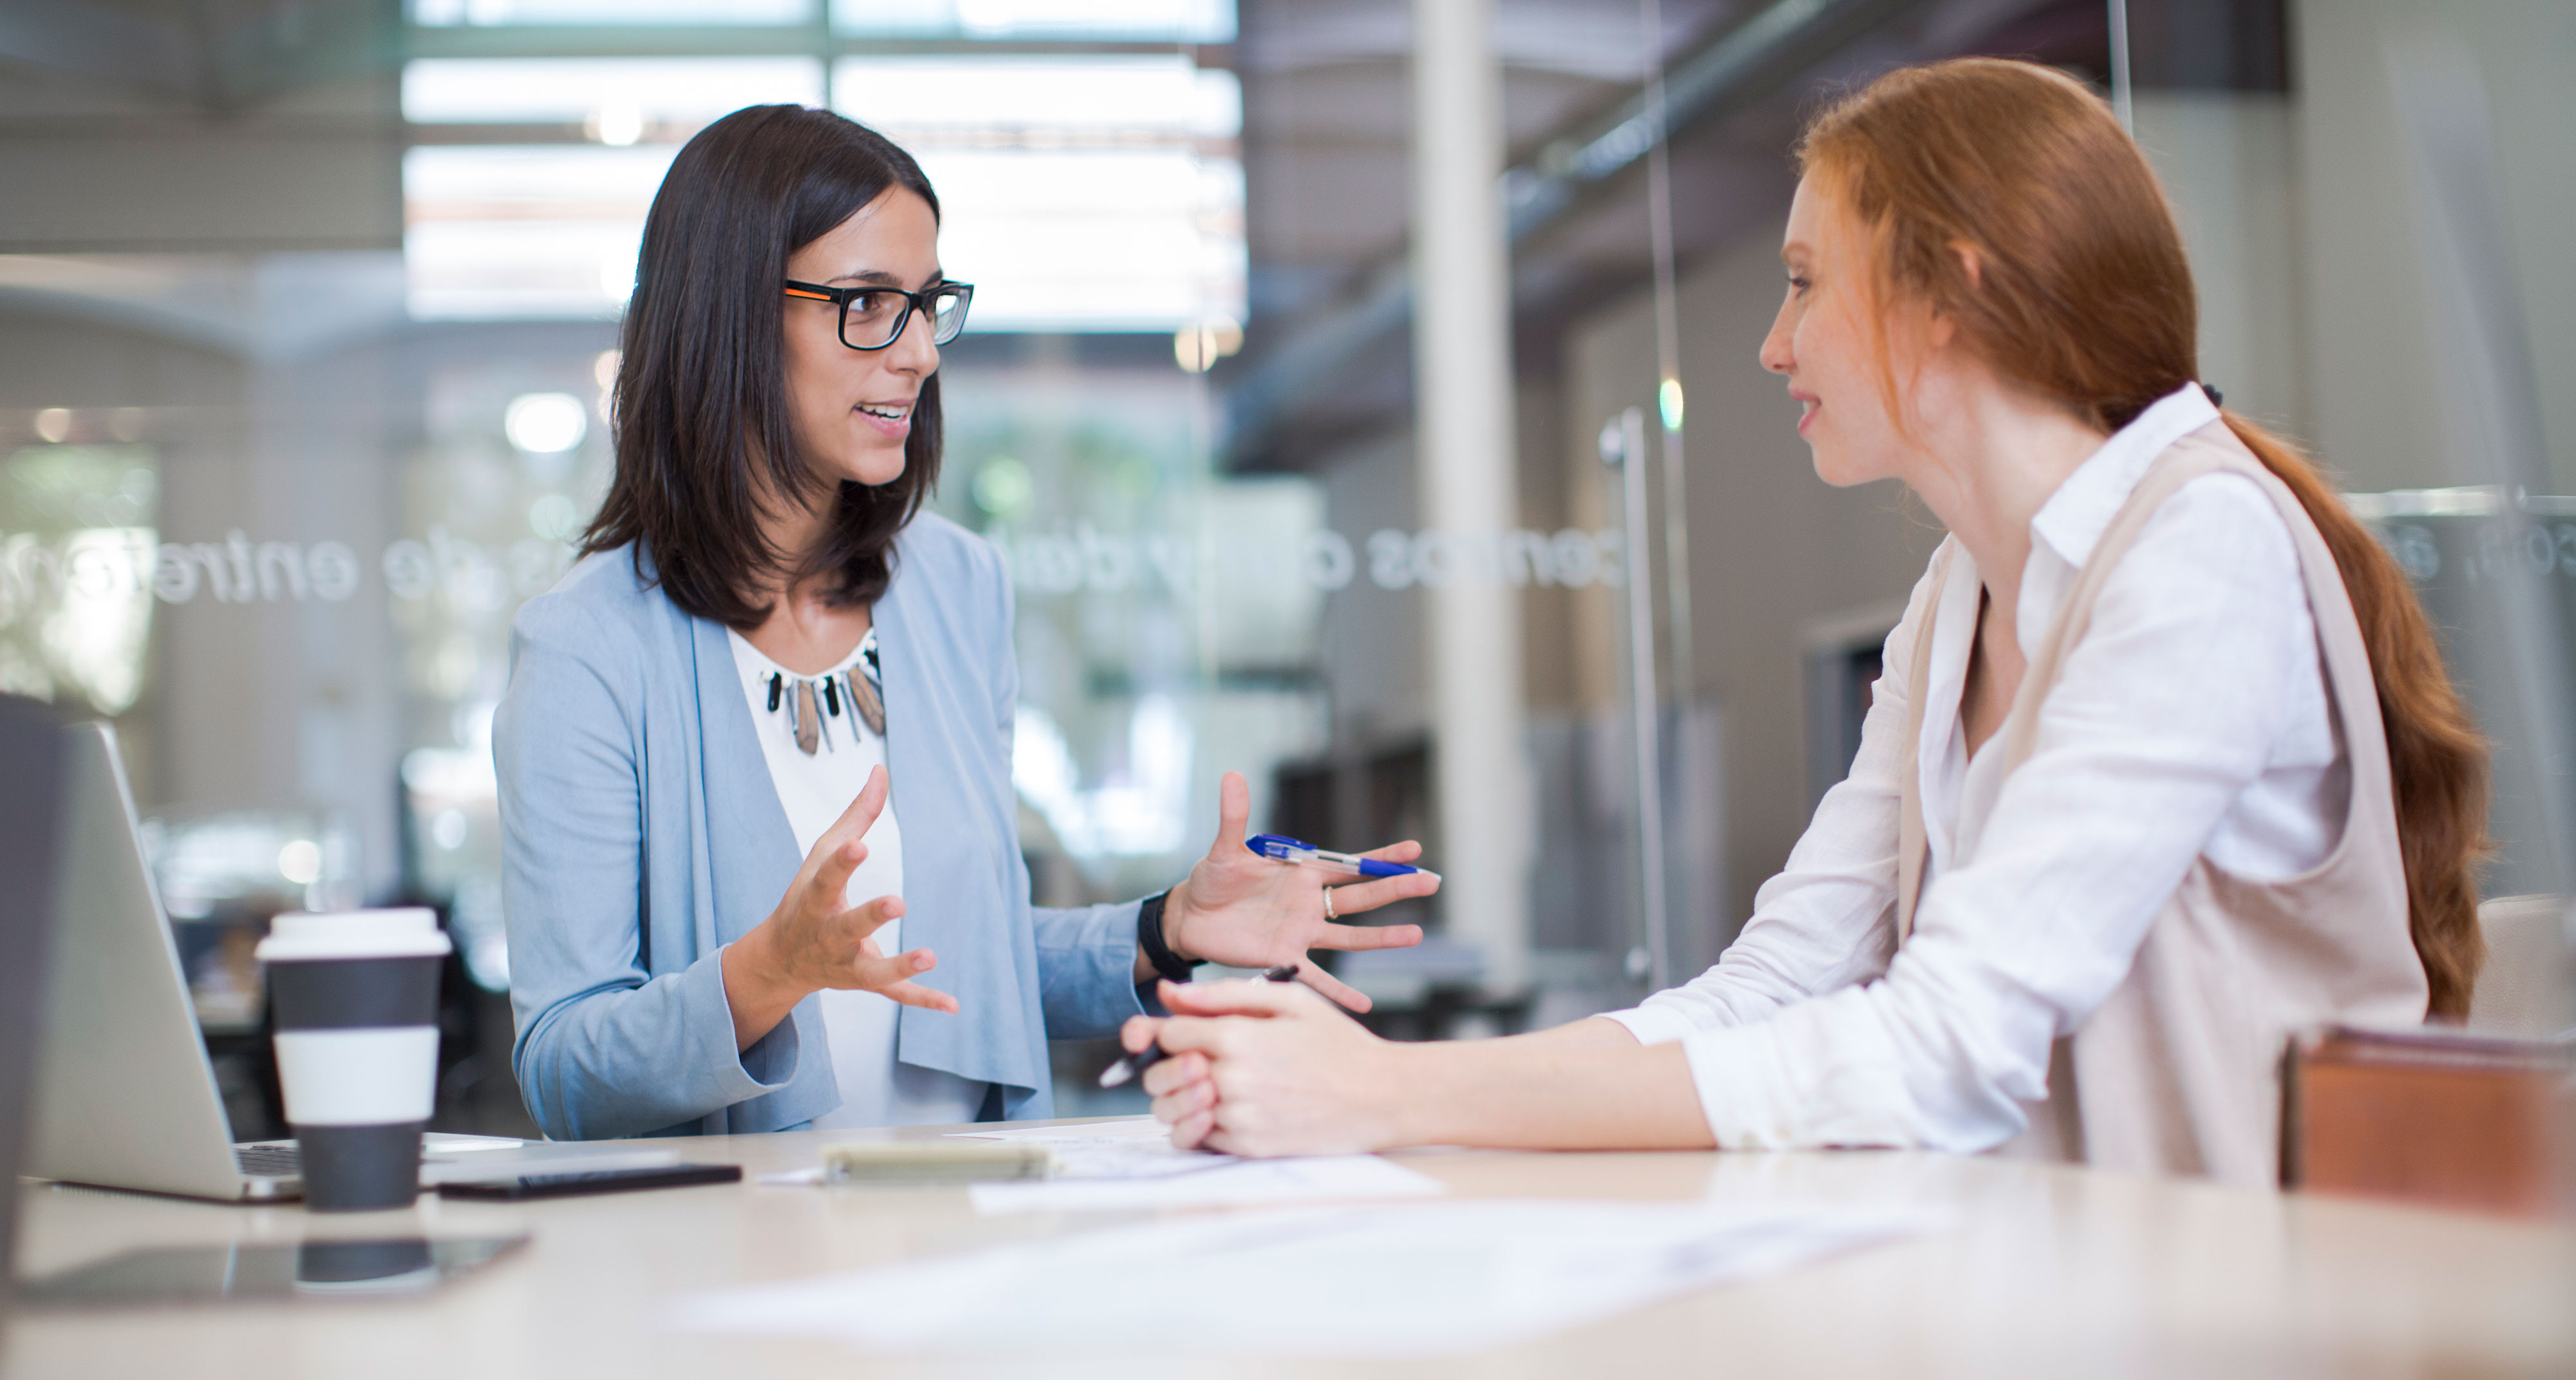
top-left (1097, 963), bottom-right (1300, 1089)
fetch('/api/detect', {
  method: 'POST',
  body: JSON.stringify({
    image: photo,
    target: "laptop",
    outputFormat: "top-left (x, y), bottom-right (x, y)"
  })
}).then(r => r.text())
top-left (0, 695), bottom-right (67, 1304)
top-left (24, 723), bottom-right (672, 1202)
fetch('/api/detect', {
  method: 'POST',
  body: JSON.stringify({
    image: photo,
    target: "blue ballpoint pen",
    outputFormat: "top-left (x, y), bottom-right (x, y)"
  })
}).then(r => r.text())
top-left (1244, 833), bottom-right (1441, 882)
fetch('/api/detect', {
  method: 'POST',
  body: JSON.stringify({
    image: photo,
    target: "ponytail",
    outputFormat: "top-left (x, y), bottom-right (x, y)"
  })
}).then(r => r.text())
top-left (2222, 412), bottom-right (2488, 1016)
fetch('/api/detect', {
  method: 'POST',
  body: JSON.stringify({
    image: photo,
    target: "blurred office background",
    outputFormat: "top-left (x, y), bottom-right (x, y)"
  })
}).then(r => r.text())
top-left (0, 0), bottom-right (2566, 1135)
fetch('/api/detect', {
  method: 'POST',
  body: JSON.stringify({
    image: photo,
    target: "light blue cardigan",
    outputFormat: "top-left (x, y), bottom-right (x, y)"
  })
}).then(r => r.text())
top-left (493, 514), bottom-right (1147, 1140)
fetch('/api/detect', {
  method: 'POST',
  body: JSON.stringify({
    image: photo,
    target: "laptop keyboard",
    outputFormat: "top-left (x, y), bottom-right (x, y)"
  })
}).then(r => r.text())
top-left (234, 1144), bottom-right (301, 1177)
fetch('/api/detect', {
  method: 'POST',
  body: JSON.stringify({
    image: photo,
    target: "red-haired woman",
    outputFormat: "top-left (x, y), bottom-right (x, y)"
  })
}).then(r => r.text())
top-left (1121, 58), bottom-right (2488, 1186)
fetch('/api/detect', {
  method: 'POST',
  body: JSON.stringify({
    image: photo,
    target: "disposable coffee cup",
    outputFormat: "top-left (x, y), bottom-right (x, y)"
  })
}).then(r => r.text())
top-left (254, 909), bottom-right (451, 1212)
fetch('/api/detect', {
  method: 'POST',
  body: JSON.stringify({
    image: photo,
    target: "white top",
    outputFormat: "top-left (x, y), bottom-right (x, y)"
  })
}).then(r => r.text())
top-left (726, 629), bottom-right (985, 1130)
top-left (1608, 384), bottom-right (2349, 1152)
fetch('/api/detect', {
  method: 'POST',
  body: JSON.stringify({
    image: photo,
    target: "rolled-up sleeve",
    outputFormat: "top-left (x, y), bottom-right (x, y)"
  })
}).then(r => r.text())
top-left (496, 602), bottom-right (796, 1140)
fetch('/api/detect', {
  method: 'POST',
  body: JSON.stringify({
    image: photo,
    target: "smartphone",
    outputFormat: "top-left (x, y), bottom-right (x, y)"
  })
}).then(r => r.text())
top-left (435, 1162), bottom-right (742, 1200)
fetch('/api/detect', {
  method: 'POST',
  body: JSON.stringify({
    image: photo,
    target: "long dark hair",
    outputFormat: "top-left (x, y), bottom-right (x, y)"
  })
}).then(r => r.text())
top-left (1800, 59), bottom-right (2490, 1015)
top-left (583, 104), bottom-right (945, 627)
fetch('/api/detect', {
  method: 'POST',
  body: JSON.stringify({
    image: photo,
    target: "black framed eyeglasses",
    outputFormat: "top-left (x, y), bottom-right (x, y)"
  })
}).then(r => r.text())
top-left (782, 279), bottom-right (974, 350)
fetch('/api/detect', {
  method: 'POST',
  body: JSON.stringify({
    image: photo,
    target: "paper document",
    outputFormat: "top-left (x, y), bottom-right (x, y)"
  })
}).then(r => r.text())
top-left (950, 1118), bottom-right (1170, 1144)
top-left (948, 1117), bottom-right (1229, 1181)
top-left (757, 1120), bottom-right (1441, 1209)
top-left (946, 1117), bottom-right (1442, 1212)
top-left (969, 1154), bottom-right (1441, 1215)
top-left (671, 1199), bottom-right (1937, 1357)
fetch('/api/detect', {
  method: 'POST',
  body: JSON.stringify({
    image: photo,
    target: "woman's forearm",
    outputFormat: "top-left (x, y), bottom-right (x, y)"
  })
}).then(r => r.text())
top-left (720, 927), bottom-right (802, 1052)
top-left (1379, 1019), bottom-right (1716, 1151)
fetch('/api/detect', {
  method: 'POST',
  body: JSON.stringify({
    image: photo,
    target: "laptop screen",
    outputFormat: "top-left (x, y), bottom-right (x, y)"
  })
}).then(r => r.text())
top-left (0, 699), bottom-right (67, 1308)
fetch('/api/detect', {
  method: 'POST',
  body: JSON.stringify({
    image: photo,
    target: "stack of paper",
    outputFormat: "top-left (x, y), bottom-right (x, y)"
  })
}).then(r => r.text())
top-left (947, 1117), bottom-right (1226, 1180)
top-left (967, 1153), bottom-right (1441, 1214)
top-left (672, 1199), bottom-right (1937, 1357)
top-left (945, 1118), bottom-right (1444, 1213)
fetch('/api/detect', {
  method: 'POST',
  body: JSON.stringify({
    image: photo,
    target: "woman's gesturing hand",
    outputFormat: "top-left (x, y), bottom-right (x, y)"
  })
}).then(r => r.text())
top-left (1122, 978), bottom-right (1410, 1157)
top-left (721, 765), bottom-right (958, 1050)
top-left (1156, 771), bottom-right (1434, 1012)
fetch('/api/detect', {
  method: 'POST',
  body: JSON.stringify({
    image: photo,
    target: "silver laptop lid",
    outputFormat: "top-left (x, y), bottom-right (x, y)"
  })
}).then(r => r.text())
top-left (26, 723), bottom-right (254, 1200)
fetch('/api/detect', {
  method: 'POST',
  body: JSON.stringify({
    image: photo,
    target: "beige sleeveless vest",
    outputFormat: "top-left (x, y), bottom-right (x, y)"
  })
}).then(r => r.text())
top-left (1893, 423), bottom-right (2429, 1187)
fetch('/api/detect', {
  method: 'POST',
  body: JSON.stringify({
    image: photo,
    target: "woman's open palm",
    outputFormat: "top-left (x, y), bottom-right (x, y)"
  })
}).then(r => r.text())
top-left (1161, 771), bottom-right (1435, 1012)
top-left (763, 766), bottom-right (958, 1012)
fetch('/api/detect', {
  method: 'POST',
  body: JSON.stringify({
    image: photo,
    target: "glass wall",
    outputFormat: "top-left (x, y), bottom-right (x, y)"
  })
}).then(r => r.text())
top-left (1, 0), bottom-right (1307, 1130)
top-left (6, 0), bottom-right (2566, 1139)
top-left (2131, 0), bottom-right (2576, 1032)
top-left (1537, 0), bottom-right (2572, 1052)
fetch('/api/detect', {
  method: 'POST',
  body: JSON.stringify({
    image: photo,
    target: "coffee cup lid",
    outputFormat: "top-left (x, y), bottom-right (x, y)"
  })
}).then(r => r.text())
top-left (254, 907), bottom-right (453, 963)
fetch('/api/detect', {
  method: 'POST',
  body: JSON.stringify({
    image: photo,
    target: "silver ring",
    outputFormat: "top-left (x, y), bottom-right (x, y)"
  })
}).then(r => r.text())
top-left (1323, 887), bottom-right (1337, 921)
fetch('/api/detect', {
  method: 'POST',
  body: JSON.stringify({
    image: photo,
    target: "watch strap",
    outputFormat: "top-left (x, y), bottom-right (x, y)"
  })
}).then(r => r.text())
top-left (1136, 890), bottom-right (1198, 985)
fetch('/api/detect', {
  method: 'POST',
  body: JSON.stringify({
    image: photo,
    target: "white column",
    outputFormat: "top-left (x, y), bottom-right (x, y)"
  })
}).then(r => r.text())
top-left (1412, 0), bottom-right (1532, 995)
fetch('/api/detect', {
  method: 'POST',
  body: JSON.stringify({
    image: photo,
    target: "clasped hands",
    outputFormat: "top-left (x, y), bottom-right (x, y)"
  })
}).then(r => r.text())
top-left (721, 764), bottom-right (1438, 1055)
top-left (1121, 976), bottom-right (1416, 1156)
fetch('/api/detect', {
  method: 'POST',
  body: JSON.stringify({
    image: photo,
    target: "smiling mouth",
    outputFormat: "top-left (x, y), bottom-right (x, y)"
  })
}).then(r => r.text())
top-left (855, 402), bottom-right (911, 421)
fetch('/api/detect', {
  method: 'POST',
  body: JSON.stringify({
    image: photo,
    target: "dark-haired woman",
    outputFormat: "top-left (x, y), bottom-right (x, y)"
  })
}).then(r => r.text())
top-left (1122, 59), bottom-right (2488, 1187)
top-left (493, 106), bottom-right (1433, 1140)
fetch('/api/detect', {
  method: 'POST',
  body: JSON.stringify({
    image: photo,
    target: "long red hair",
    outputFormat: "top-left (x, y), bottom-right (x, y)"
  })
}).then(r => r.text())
top-left (1799, 58), bottom-right (2488, 1015)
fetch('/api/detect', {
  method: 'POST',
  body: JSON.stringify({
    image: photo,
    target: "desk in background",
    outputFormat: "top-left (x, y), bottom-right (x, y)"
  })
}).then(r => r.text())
top-left (8, 1122), bottom-right (2571, 1378)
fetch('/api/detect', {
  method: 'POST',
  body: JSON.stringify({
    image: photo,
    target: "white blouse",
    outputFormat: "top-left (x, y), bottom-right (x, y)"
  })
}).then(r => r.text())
top-left (726, 628), bottom-right (986, 1130)
top-left (1607, 384), bottom-right (2349, 1152)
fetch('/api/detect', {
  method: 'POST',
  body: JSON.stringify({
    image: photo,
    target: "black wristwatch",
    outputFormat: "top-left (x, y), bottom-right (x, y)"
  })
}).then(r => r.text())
top-left (1137, 890), bottom-right (1199, 985)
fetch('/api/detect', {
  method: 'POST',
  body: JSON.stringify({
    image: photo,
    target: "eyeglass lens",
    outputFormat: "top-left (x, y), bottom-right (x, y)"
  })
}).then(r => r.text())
top-left (844, 287), bottom-right (970, 348)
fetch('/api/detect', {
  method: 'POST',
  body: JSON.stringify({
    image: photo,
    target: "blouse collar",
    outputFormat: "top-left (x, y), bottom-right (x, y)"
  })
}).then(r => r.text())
top-left (2027, 383), bottom-right (2222, 574)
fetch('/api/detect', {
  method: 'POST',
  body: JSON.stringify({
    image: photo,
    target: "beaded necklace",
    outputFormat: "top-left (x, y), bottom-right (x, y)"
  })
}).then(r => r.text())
top-left (760, 626), bottom-right (884, 755)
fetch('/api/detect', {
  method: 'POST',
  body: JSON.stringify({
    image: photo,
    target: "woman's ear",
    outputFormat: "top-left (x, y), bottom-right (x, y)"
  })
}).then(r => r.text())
top-left (1949, 240), bottom-right (1985, 288)
top-left (1926, 241), bottom-right (1983, 351)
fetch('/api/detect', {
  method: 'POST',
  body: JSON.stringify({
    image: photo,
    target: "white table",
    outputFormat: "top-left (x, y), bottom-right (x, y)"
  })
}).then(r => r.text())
top-left (8, 1120), bottom-right (2571, 1377)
